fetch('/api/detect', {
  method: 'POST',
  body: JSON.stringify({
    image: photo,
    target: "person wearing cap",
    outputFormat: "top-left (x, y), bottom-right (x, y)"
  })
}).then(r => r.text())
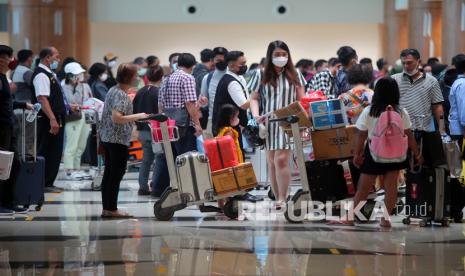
top-left (103, 52), bottom-right (118, 89)
top-left (61, 62), bottom-right (93, 181)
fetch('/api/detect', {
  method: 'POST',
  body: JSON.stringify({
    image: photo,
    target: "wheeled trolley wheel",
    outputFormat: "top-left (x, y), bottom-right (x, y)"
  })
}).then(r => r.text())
top-left (223, 199), bottom-right (238, 219)
top-left (268, 188), bottom-right (276, 201)
top-left (441, 219), bottom-right (450, 227)
top-left (284, 189), bottom-right (307, 223)
top-left (153, 201), bottom-right (175, 221)
top-left (453, 211), bottom-right (463, 223)
top-left (402, 218), bottom-right (411, 225)
top-left (23, 204), bottom-right (29, 210)
top-left (419, 219), bottom-right (427, 227)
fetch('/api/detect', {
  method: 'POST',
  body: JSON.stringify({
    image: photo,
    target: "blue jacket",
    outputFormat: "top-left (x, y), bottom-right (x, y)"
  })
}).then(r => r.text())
top-left (448, 75), bottom-right (465, 135)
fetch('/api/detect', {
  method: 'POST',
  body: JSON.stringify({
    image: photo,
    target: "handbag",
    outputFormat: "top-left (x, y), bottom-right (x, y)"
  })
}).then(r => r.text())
top-left (65, 85), bottom-right (83, 123)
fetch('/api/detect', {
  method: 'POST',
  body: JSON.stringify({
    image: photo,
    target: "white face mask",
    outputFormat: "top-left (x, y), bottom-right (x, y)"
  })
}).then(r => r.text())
top-left (99, 73), bottom-right (108, 82)
top-left (272, 56), bottom-right (288, 68)
top-left (108, 60), bottom-right (117, 68)
top-left (404, 68), bottom-right (419, 77)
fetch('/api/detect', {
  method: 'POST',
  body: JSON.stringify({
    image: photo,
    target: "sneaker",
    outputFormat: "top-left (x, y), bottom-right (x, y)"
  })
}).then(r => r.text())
top-left (0, 206), bottom-right (14, 216)
top-left (138, 190), bottom-right (151, 196)
top-left (65, 171), bottom-right (84, 181)
top-left (76, 171), bottom-right (93, 180)
top-left (7, 205), bottom-right (28, 214)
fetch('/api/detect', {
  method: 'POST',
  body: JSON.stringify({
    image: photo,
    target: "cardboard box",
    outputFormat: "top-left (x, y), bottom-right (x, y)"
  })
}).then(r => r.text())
top-left (211, 167), bottom-right (238, 195)
top-left (211, 163), bottom-right (258, 195)
top-left (311, 126), bottom-right (357, 160)
top-left (233, 163), bottom-right (257, 190)
top-left (310, 99), bottom-right (348, 130)
top-left (274, 101), bottom-right (312, 129)
top-left (0, 150), bottom-right (14, 180)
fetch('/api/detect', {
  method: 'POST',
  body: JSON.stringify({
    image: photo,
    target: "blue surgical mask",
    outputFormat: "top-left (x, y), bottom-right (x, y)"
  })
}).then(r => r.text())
top-left (50, 60), bottom-right (59, 70)
top-left (171, 63), bottom-right (177, 71)
top-left (138, 68), bottom-right (147, 77)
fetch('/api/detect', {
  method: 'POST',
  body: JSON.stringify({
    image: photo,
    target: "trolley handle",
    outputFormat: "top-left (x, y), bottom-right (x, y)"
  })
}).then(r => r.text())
top-left (268, 115), bottom-right (299, 124)
top-left (138, 113), bottom-right (168, 122)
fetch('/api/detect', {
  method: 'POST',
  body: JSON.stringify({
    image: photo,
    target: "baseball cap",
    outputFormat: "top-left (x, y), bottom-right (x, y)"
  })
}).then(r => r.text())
top-left (64, 62), bottom-right (86, 75)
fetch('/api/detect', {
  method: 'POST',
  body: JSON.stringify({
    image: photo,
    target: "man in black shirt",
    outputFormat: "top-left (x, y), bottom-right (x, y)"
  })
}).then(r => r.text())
top-left (0, 45), bottom-right (32, 215)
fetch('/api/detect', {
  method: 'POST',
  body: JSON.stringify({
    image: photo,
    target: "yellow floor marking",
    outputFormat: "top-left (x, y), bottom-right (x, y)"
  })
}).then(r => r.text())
top-left (25, 216), bottom-right (34, 221)
top-left (329, 248), bottom-right (340, 255)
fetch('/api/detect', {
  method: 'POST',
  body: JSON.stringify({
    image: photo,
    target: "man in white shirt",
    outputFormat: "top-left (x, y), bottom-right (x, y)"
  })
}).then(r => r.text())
top-left (212, 51), bottom-right (261, 203)
top-left (32, 47), bottom-right (77, 193)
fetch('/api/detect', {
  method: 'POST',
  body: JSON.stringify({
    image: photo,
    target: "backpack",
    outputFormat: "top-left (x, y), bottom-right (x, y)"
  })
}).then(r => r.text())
top-left (369, 105), bottom-right (408, 163)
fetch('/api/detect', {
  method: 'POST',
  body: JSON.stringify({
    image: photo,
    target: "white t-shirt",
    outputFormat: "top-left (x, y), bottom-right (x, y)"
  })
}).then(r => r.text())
top-left (356, 106), bottom-right (412, 139)
top-left (226, 70), bottom-right (249, 107)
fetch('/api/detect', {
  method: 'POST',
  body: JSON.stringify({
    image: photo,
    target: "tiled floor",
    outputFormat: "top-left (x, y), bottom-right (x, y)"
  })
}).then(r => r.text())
top-left (0, 174), bottom-right (464, 276)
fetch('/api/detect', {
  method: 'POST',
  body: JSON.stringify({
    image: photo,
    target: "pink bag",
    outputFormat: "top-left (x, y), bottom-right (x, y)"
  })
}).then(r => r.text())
top-left (369, 106), bottom-right (408, 163)
top-left (151, 119), bottom-right (176, 142)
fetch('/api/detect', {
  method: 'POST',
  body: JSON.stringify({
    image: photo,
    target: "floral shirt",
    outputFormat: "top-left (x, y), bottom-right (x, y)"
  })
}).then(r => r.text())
top-left (99, 86), bottom-right (133, 146)
top-left (339, 85), bottom-right (374, 124)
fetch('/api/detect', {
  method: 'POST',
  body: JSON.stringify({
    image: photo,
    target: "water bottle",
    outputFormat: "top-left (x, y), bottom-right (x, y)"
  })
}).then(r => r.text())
top-left (26, 103), bottom-right (42, 122)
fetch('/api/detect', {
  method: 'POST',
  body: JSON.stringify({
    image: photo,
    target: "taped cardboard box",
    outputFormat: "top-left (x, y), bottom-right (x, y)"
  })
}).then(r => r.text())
top-left (274, 101), bottom-right (312, 130)
top-left (311, 126), bottom-right (357, 160)
top-left (234, 163), bottom-right (257, 190)
top-left (211, 162), bottom-right (258, 195)
top-left (211, 167), bottom-right (238, 195)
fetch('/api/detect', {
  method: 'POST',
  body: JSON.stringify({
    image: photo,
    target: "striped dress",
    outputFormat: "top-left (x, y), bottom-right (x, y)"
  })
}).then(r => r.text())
top-left (247, 69), bottom-right (306, 150)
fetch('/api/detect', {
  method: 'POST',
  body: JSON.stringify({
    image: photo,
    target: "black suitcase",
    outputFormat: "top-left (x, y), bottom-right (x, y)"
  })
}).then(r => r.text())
top-left (14, 110), bottom-right (45, 211)
top-left (404, 166), bottom-right (451, 226)
top-left (305, 159), bottom-right (349, 202)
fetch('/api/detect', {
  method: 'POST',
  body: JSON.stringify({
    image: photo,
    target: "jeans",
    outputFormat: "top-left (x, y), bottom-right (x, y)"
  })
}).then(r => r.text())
top-left (101, 142), bottom-right (128, 211)
top-left (173, 126), bottom-right (197, 157)
top-left (138, 130), bottom-right (154, 192)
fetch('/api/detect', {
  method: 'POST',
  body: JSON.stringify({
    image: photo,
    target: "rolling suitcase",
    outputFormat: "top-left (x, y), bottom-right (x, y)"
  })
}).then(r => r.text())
top-left (204, 136), bottom-right (239, 172)
top-left (404, 166), bottom-right (451, 226)
top-left (14, 110), bottom-right (45, 210)
top-left (305, 159), bottom-right (349, 202)
top-left (175, 151), bottom-right (215, 202)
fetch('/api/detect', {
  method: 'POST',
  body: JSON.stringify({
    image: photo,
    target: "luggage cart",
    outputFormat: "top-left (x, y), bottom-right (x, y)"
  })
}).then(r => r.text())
top-left (270, 115), bottom-right (381, 223)
top-left (267, 115), bottom-right (312, 223)
top-left (82, 107), bottom-right (103, 190)
top-left (142, 114), bottom-right (253, 221)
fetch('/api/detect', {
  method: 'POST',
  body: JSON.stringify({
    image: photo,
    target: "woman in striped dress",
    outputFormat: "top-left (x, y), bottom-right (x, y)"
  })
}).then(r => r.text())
top-left (249, 41), bottom-right (306, 208)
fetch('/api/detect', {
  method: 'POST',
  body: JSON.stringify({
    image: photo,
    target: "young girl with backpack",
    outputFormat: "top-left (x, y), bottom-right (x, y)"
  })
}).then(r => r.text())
top-left (335, 77), bottom-right (422, 227)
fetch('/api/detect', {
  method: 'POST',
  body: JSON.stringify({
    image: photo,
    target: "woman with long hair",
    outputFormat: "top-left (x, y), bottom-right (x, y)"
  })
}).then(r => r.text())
top-left (334, 77), bottom-right (421, 227)
top-left (249, 41), bottom-right (306, 209)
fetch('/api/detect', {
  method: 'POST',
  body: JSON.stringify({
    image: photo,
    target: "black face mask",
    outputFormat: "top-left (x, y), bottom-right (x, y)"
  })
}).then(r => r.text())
top-left (215, 61), bottom-right (227, 71)
top-left (237, 65), bottom-right (248, 75)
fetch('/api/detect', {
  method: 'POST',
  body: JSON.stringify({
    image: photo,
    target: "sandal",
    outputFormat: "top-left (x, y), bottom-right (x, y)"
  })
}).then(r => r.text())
top-left (327, 220), bottom-right (355, 226)
top-left (101, 210), bottom-right (133, 218)
top-left (380, 218), bottom-right (392, 228)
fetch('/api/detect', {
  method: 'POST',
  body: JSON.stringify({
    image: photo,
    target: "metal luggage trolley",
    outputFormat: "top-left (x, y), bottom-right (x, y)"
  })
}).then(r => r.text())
top-left (268, 115), bottom-right (312, 223)
top-left (142, 114), bottom-right (251, 221)
top-left (82, 106), bottom-right (103, 190)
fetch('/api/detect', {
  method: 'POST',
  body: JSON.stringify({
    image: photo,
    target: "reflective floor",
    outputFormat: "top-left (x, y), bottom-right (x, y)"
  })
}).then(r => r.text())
top-left (0, 173), bottom-right (464, 276)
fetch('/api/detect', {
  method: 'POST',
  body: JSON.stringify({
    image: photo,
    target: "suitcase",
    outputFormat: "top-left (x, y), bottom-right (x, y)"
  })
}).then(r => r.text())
top-left (14, 110), bottom-right (45, 210)
top-left (305, 159), bottom-right (349, 202)
top-left (405, 166), bottom-right (451, 226)
top-left (175, 151), bottom-right (215, 202)
top-left (204, 136), bottom-right (239, 172)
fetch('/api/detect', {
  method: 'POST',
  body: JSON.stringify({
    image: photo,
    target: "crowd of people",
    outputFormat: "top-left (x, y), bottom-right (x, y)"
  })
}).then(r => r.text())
top-left (0, 41), bottom-right (464, 224)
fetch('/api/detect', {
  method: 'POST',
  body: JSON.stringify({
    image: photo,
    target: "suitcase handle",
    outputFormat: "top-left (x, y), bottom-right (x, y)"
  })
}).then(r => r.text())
top-left (138, 113), bottom-right (167, 123)
top-left (21, 109), bottom-right (38, 162)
